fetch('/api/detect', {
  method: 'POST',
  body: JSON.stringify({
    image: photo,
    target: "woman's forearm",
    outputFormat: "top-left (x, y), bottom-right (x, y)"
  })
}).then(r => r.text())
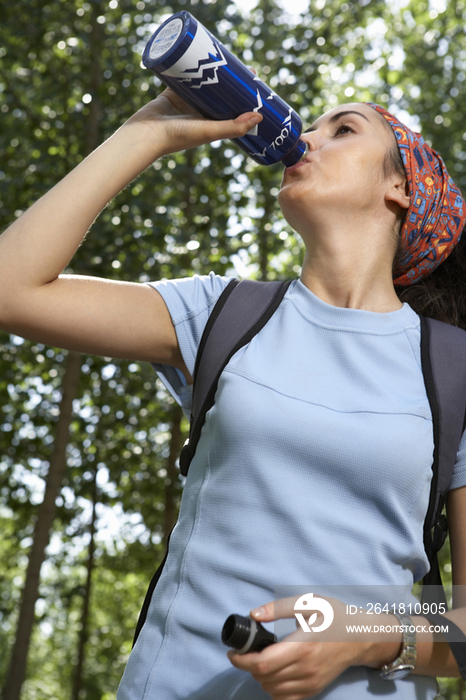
top-left (0, 122), bottom-right (162, 297)
top-left (0, 92), bottom-right (260, 358)
top-left (0, 91), bottom-right (261, 324)
top-left (357, 609), bottom-right (466, 678)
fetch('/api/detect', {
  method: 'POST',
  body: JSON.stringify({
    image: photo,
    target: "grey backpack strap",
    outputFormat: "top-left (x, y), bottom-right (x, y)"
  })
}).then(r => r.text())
top-left (179, 279), bottom-right (292, 476)
top-left (421, 316), bottom-right (466, 534)
top-left (420, 316), bottom-right (466, 677)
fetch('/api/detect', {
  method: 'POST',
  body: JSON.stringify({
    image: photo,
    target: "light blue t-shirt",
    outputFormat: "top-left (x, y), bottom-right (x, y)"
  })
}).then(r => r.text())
top-left (117, 273), bottom-right (466, 700)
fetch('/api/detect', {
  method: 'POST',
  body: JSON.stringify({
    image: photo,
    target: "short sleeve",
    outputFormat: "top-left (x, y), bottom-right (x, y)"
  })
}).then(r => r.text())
top-left (148, 272), bottom-right (232, 415)
top-left (449, 428), bottom-right (466, 490)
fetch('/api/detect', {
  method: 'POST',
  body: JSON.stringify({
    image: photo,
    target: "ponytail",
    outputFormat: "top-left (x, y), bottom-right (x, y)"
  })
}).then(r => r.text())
top-left (395, 227), bottom-right (466, 330)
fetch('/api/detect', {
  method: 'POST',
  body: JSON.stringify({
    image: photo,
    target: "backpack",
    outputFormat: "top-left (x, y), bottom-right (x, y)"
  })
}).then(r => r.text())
top-left (135, 278), bottom-right (466, 674)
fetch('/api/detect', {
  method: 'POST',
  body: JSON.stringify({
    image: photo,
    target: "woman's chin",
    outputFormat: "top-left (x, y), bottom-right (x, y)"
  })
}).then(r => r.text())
top-left (278, 185), bottom-right (313, 220)
top-left (278, 182), bottom-right (301, 210)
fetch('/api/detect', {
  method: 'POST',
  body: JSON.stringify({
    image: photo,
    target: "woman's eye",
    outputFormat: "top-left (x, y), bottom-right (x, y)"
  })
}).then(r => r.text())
top-left (335, 124), bottom-right (353, 136)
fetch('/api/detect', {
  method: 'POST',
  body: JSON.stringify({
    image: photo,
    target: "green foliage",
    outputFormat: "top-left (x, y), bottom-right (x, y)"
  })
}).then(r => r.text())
top-left (364, 0), bottom-right (466, 189)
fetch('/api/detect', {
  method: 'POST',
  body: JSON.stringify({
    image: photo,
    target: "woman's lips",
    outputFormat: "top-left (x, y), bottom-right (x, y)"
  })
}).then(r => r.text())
top-left (285, 159), bottom-right (311, 174)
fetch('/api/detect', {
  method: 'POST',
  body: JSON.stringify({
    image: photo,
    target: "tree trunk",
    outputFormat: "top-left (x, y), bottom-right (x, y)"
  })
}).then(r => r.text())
top-left (257, 182), bottom-right (275, 280)
top-left (2, 351), bottom-right (82, 700)
top-left (72, 466), bottom-right (98, 700)
top-left (163, 405), bottom-right (183, 549)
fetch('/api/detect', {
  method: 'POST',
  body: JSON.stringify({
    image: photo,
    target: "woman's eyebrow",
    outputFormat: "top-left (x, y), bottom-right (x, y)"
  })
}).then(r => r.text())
top-left (304, 110), bottom-right (371, 133)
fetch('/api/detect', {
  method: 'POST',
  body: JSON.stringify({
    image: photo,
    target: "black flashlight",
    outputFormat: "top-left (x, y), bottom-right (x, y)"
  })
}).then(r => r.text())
top-left (222, 614), bottom-right (277, 654)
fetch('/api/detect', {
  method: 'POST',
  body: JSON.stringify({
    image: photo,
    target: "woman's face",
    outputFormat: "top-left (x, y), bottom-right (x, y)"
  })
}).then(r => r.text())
top-left (278, 102), bottom-right (399, 235)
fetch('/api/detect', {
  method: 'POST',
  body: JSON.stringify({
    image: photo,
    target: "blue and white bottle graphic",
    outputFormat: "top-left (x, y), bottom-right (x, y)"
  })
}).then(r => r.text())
top-left (142, 12), bottom-right (308, 167)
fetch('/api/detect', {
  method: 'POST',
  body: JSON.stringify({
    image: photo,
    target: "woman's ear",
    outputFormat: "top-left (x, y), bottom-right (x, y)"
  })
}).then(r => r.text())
top-left (386, 178), bottom-right (410, 211)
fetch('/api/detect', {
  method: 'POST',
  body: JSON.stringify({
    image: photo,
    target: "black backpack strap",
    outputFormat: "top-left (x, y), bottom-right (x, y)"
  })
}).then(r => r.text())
top-left (421, 612), bottom-right (466, 679)
top-left (179, 278), bottom-right (292, 476)
top-left (419, 316), bottom-right (466, 675)
top-left (132, 525), bottom-right (175, 646)
top-left (420, 316), bottom-right (466, 535)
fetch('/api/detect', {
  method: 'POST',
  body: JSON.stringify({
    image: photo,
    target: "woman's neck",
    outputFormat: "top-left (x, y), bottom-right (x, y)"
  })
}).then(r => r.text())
top-left (300, 241), bottom-right (402, 313)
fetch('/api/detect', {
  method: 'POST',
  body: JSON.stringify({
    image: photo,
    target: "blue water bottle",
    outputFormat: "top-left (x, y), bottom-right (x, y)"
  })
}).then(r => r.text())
top-left (142, 11), bottom-right (309, 167)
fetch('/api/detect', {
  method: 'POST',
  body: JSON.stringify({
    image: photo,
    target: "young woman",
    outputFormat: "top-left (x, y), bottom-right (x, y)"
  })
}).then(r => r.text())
top-left (0, 91), bottom-right (465, 700)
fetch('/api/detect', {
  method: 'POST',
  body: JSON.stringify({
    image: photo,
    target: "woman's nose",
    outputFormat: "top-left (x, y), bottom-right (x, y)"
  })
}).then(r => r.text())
top-left (301, 131), bottom-right (320, 151)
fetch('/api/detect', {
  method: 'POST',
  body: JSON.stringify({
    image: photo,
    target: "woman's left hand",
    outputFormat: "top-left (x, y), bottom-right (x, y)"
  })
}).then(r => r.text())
top-left (227, 595), bottom-right (378, 700)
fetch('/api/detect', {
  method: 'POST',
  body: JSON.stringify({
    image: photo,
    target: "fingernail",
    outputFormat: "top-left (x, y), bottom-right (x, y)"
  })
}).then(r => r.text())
top-left (251, 606), bottom-right (266, 618)
top-left (248, 114), bottom-right (262, 125)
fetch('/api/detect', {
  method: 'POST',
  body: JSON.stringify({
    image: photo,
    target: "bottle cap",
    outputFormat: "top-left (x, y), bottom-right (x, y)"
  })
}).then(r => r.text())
top-left (281, 140), bottom-right (309, 168)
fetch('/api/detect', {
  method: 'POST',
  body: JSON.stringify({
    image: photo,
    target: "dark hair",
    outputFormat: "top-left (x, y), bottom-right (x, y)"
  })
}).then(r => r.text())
top-left (394, 227), bottom-right (466, 329)
top-left (383, 139), bottom-right (405, 183)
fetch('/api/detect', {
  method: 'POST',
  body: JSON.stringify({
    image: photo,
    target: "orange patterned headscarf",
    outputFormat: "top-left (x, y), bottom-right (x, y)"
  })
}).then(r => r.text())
top-left (367, 103), bottom-right (466, 286)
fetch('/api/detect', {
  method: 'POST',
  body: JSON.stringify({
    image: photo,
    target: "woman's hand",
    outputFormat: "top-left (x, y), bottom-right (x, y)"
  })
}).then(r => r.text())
top-left (227, 595), bottom-right (402, 700)
top-left (123, 87), bottom-right (263, 158)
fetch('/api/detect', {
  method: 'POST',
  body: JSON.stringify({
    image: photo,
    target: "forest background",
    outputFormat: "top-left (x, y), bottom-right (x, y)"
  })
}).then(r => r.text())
top-left (1, 0), bottom-right (465, 698)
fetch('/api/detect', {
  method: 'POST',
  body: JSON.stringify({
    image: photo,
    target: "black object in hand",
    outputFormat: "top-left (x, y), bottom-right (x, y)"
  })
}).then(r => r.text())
top-left (222, 614), bottom-right (277, 654)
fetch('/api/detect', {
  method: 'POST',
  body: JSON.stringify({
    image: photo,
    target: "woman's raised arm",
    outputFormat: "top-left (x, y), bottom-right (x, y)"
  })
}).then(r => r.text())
top-left (0, 89), bottom-right (262, 372)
